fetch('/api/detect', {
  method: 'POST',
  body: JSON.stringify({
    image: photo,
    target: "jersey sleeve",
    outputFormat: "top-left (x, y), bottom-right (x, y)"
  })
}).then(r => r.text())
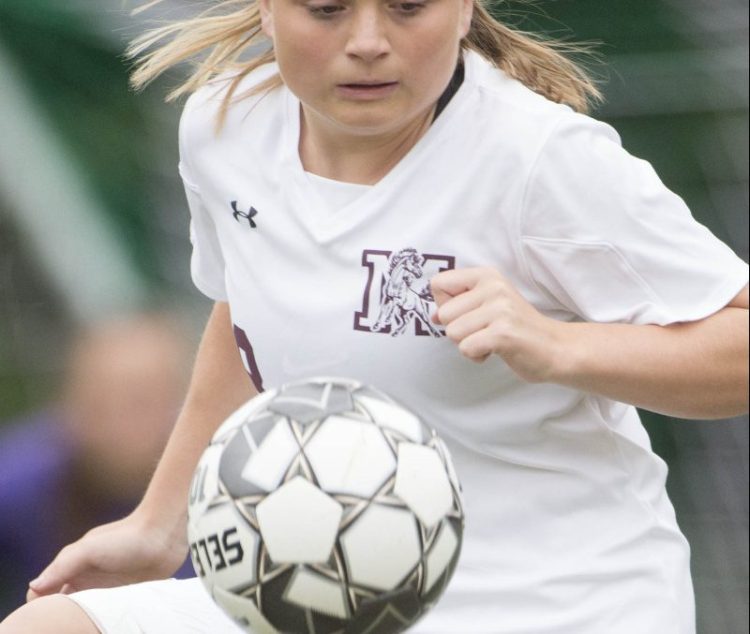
top-left (178, 98), bottom-right (228, 302)
top-left (519, 114), bottom-right (748, 325)
top-left (181, 179), bottom-right (228, 302)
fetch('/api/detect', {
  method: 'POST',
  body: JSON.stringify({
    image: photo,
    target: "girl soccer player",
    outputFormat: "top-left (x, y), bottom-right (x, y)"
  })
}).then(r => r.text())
top-left (2, 0), bottom-right (747, 632)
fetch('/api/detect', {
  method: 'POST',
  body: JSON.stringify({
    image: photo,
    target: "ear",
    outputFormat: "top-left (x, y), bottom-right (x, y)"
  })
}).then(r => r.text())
top-left (259, 0), bottom-right (274, 38)
top-left (459, 0), bottom-right (474, 38)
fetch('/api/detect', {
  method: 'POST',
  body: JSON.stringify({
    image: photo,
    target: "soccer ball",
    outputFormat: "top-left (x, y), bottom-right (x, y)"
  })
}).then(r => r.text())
top-left (187, 377), bottom-right (464, 634)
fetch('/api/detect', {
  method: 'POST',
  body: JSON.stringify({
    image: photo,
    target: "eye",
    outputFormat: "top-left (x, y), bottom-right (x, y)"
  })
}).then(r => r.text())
top-left (308, 3), bottom-right (345, 17)
top-left (391, 1), bottom-right (426, 14)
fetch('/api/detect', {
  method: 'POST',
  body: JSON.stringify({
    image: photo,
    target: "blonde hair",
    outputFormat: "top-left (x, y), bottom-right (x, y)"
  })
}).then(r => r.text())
top-left (127, 0), bottom-right (601, 127)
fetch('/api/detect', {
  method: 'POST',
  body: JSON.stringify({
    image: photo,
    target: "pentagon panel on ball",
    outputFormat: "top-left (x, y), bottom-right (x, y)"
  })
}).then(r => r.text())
top-left (187, 377), bottom-right (465, 634)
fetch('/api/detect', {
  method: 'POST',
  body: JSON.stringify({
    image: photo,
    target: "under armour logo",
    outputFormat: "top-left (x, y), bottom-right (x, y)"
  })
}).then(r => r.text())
top-left (231, 201), bottom-right (258, 228)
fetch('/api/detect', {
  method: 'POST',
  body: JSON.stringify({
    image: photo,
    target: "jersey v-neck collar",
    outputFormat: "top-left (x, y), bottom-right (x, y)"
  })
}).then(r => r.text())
top-left (305, 171), bottom-right (372, 214)
top-left (279, 53), bottom-right (475, 244)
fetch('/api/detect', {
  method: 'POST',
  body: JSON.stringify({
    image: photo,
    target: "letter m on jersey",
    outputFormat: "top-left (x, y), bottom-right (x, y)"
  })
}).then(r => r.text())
top-left (354, 248), bottom-right (454, 337)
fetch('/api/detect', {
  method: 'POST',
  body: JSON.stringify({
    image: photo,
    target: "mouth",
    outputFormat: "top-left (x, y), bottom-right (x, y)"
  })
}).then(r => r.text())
top-left (336, 81), bottom-right (399, 99)
top-left (340, 80), bottom-right (397, 87)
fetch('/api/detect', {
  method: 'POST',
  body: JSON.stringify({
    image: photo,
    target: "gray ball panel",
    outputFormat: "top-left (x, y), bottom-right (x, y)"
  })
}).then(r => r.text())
top-left (269, 383), bottom-right (356, 424)
top-left (247, 413), bottom-right (280, 448)
top-left (219, 428), bottom-right (266, 498)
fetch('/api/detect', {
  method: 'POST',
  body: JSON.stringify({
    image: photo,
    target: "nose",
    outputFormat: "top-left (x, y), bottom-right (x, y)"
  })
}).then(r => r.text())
top-left (344, 7), bottom-right (390, 61)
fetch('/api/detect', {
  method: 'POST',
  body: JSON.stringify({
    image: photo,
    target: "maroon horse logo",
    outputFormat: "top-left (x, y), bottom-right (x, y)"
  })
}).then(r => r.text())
top-left (354, 248), bottom-right (455, 337)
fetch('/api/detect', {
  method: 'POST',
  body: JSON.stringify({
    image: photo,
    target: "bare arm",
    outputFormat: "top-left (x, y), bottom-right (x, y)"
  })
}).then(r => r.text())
top-left (27, 301), bottom-right (256, 597)
top-left (548, 286), bottom-right (748, 418)
top-left (136, 301), bottom-right (256, 539)
top-left (432, 269), bottom-right (749, 420)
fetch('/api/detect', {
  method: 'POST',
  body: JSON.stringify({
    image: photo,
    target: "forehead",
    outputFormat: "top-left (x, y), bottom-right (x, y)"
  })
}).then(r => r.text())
top-left (269, 0), bottom-right (466, 10)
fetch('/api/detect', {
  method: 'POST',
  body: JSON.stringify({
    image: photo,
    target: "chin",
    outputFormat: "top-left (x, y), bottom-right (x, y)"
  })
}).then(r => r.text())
top-left (332, 110), bottom-right (419, 137)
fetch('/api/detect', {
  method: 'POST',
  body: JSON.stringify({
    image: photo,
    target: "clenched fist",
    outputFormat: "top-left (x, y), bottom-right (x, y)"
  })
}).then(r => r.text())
top-left (431, 267), bottom-right (565, 383)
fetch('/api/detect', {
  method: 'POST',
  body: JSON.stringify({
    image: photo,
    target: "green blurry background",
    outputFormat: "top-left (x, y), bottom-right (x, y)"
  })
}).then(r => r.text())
top-left (0, 0), bottom-right (747, 631)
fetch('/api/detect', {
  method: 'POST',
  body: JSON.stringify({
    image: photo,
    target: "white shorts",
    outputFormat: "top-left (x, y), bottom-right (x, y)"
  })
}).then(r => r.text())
top-left (68, 578), bottom-right (243, 634)
top-left (66, 572), bottom-right (689, 634)
top-left (66, 577), bottom-right (480, 634)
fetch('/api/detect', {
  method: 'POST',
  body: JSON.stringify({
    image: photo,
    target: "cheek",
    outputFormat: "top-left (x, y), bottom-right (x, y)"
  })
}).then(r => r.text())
top-left (406, 29), bottom-right (461, 91)
top-left (412, 12), bottom-right (464, 62)
top-left (274, 26), bottom-right (335, 91)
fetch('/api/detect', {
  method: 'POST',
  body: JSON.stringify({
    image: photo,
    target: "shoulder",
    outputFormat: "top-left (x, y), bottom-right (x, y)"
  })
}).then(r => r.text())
top-left (462, 50), bottom-right (618, 158)
top-left (178, 62), bottom-right (286, 187)
top-left (179, 63), bottom-right (283, 150)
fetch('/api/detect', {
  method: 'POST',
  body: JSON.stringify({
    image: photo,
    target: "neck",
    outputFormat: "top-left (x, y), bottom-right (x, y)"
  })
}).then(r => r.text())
top-left (298, 106), bottom-right (435, 185)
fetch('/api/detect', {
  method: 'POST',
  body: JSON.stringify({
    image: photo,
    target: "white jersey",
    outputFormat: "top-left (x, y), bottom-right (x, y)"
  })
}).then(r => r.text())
top-left (177, 50), bottom-right (749, 633)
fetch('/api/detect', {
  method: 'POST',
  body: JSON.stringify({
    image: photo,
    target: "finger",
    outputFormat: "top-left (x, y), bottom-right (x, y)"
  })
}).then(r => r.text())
top-left (457, 329), bottom-right (496, 362)
top-left (431, 267), bottom-right (501, 301)
top-left (26, 586), bottom-right (42, 603)
top-left (430, 284), bottom-right (454, 310)
top-left (28, 544), bottom-right (85, 598)
top-left (435, 289), bottom-right (485, 325)
top-left (430, 269), bottom-right (477, 303)
top-left (443, 308), bottom-right (490, 344)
